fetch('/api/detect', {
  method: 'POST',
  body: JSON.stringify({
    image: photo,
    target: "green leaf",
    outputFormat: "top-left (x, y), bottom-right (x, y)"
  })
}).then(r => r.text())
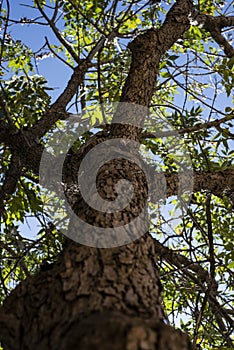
top-left (161, 71), bottom-right (171, 78)
top-left (227, 261), bottom-right (234, 269)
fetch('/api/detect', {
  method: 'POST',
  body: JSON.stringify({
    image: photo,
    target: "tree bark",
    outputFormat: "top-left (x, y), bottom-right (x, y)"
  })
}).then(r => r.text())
top-left (0, 235), bottom-right (193, 350)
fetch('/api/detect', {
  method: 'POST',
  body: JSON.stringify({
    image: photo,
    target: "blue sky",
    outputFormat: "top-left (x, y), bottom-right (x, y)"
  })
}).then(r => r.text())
top-left (9, 0), bottom-right (72, 102)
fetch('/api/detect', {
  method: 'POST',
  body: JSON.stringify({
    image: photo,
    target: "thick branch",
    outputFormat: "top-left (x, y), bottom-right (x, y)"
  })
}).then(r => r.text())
top-left (0, 151), bottom-right (22, 212)
top-left (0, 93), bottom-right (17, 130)
top-left (31, 35), bottom-right (108, 138)
top-left (153, 239), bottom-right (210, 283)
top-left (192, 13), bottom-right (234, 57)
top-left (111, 0), bottom-right (194, 140)
top-left (0, 120), bottom-right (15, 144)
top-left (117, 0), bottom-right (194, 108)
top-left (146, 166), bottom-right (234, 205)
top-left (31, 66), bottom-right (87, 138)
top-left (164, 168), bottom-right (234, 198)
top-left (107, 0), bottom-right (195, 141)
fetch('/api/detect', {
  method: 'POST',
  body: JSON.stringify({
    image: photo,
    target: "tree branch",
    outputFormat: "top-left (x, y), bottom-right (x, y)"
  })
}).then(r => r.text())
top-left (153, 238), bottom-right (210, 283)
top-left (163, 168), bottom-right (234, 199)
top-left (192, 13), bottom-right (234, 57)
top-left (205, 193), bottom-right (215, 280)
top-left (141, 114), bottom-right (234, 139)
top-left (153, 238), bottom-right (234, 344)
top-left (118, 0), bottom-right (194, 107)
top-left (0, 151), bottom-right (22, 213)
top-left (111, 0), bottom-right (195, 140)
top-left (31, 34), bottom-right (110, 138)
top-left (0, 89), bottom-right (18, 130)
top-left (34, 0), bottom-right (81, 63)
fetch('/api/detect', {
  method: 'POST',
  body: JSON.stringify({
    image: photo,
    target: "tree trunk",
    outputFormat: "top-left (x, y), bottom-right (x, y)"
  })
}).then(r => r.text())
top-left (0, 235), bottom-right (192, 350)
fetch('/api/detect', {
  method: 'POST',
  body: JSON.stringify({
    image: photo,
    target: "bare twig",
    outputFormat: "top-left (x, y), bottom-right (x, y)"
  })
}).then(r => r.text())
top-left (205, 193), bottom-right (215, 280)
top-left (44, 36), bottom-right (74, 69)
top-left (34, 0), bottom-right (80, 63)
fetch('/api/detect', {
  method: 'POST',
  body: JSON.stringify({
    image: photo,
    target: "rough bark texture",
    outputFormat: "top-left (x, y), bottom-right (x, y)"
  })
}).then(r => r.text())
top-left (118, 1), bottom-right (193, 108)
top-left (0, 235), bottom-right (192, 350)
